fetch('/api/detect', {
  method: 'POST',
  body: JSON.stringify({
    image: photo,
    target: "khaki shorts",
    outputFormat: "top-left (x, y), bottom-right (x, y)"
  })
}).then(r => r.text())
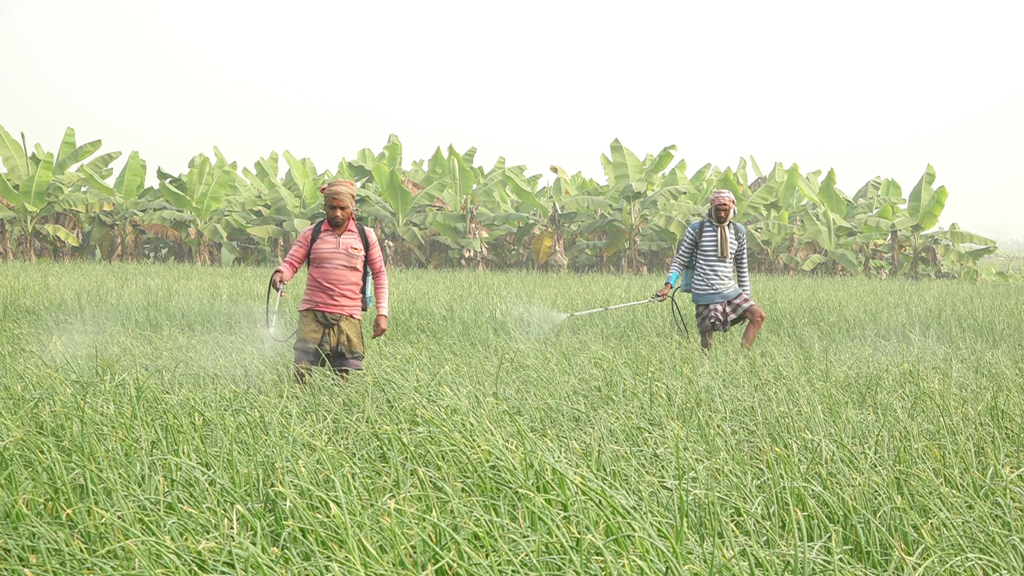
top-left (293, 310), bottom-right (365, 370)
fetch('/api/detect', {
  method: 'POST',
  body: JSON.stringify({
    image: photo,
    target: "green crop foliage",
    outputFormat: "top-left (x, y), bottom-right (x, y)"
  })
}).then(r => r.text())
top-left (1, 264), bottom-right (1022, 573)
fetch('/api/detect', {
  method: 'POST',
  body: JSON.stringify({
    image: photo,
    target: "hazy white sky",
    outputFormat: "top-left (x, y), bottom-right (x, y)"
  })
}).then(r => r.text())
top-left (2, 0), bottom-right (1022, 240)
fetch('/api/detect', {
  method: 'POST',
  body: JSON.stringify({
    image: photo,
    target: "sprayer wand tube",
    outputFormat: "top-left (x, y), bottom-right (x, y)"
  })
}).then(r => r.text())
top-left (567, 298), bottom-right (654, 318)
top-left (270, 284), bottom-right (284, 329)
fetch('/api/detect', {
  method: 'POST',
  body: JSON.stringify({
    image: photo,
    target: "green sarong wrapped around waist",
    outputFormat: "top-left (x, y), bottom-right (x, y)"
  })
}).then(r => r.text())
top-left (293, 310), bottom-right (365, 361)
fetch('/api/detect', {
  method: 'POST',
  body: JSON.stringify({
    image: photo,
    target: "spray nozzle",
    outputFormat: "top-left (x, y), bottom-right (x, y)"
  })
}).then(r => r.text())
top-left (652, 291), bottom-right (669, 303)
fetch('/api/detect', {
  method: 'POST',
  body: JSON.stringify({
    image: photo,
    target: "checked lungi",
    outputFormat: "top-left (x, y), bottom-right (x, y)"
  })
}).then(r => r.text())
top-left (695, 292), bottom-right (756, 334)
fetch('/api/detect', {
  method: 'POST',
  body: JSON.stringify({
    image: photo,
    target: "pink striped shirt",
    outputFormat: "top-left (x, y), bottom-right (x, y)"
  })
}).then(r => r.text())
top-left (275, 218), bottom-right (389, 319)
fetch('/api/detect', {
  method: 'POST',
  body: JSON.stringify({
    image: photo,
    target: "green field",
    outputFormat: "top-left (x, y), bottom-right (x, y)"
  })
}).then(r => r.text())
top-left (1, 264), bottom-right (1023, 574)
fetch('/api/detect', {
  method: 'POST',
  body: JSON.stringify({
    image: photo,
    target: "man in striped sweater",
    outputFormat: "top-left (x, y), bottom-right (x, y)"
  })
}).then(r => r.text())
top-left (655, 189), bottom-right (766, 351)
top-left (271, 180), bottom-right (389, 382)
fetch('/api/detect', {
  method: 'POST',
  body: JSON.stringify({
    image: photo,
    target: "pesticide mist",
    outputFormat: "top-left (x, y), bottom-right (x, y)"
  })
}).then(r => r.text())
top-left (516, 305), bottom-right (573, 336)
top-left (499, 304), bottom-right (569, 338)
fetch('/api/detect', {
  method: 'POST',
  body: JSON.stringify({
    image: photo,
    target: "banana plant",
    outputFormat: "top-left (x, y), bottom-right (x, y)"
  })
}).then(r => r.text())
top-left (548, 167), bottom-right (612, 271)
top-left (154, 149), bottom-right (243, 265)
top-left (563, 140), bottom-right (683, 273)
top-left (859, 166), bottom-right (950, 278)
top-left (836, 177), bottom-right (899, 276)
top-left (861, 177), bottom-right (914, 276)
top-left (1, 124), bottom-right (1004, 279)
top-left (529, 165), bottom-right (585, 270)
top-left (412, 145), bottom-right (493, 268)
top-left (922, 224), bottom-right (997, 279)
top-left (800, 169), bottom-right (863, 274)
top-left (82, 151), bottom-right (152, 262)
top-left (241, 151), bottom-right (328, 263)
top-left (0, 125), bottom-right (109, 261)
top-left (903, 165), bottom-right (950, 279)
top-left (360, 161), bottom-right (432, 266)
top-left (470, 157), bottom-right (540, 269)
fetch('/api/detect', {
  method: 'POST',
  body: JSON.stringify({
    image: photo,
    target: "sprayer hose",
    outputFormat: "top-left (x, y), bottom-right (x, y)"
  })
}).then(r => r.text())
top-left (668, 286), bottom-right (690, 338)
top-left (265, 276), bottom-right (298, 343)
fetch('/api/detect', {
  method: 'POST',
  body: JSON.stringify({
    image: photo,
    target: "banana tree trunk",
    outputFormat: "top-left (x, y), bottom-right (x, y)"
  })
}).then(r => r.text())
top-left (552, 233), bottom-right (566, 272)
top-left (0, 220), bottom-right (11, 261)
top-left (175, 240), bottom-right (189, 263)
top-left (632, 230), bottom-right (645, 275)
top-left (110, 229), bottom-right (123, 263)
top-left (909, 234), bottom-right (920, 280)
top-left (924, 245), bottom-right (944, 278)
top-left (629, 204), bottom-right (646, 275)
top-left (21, 235), bottom-right (36, 263)
top-left (599, 235), bottom-right (608, 273)
top-left (19, 217), bottom-right (36, 263)
top-left (890, 230), bottom-right (900, 277)
top-left (132, 231), bottom-right (146, 262)
top-left (462, 204), bottom-right (483, 270)
top-left (787, 234), bottom-right (799, 275)
top-left (198, 240), bottom-right (211, 266)
top-left (116, 224), bottom-right (135, 263)
top-left (45, 214), bottom-right (57, 261)
top-left (549, 202), bottom-right (566, 272)
top-left (374, 224), bottom-right (395, 269)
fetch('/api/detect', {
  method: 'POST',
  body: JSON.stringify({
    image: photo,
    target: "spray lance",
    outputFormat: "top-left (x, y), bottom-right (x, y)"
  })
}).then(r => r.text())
top-left (265, 277), bottom-right (296, 342)
top-left (563, 287), bottom-right (690, 336)
top-left (566, 296), bottom-right (657, 318)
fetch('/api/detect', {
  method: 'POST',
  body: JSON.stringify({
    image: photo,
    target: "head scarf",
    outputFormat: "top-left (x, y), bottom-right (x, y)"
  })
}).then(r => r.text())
top-left (320, 180), bottom-right (356, 208)
top-left (708, 189), bottom-right (737, 259)
top-left (710, 189), bottom-right (737, 210)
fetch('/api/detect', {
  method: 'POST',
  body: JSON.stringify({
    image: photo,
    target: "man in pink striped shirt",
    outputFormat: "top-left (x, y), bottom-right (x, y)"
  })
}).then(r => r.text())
top-left (271, 180), bottom-right (389, 382)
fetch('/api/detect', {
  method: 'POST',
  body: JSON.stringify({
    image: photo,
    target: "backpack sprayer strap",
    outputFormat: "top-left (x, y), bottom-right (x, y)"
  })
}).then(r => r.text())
top-left (354, 222), bottom-right (371, 311)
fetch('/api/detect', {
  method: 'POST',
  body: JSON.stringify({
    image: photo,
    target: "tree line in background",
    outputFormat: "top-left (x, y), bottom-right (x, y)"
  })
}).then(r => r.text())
top-left (0, 124), bottom-right (1006, 281)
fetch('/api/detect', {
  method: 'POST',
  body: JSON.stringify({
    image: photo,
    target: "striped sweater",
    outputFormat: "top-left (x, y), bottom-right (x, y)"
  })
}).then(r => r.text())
top-left (667, 219), bottom-right (751, 305)
top-left (275, 218), bottom-right (389, 319)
